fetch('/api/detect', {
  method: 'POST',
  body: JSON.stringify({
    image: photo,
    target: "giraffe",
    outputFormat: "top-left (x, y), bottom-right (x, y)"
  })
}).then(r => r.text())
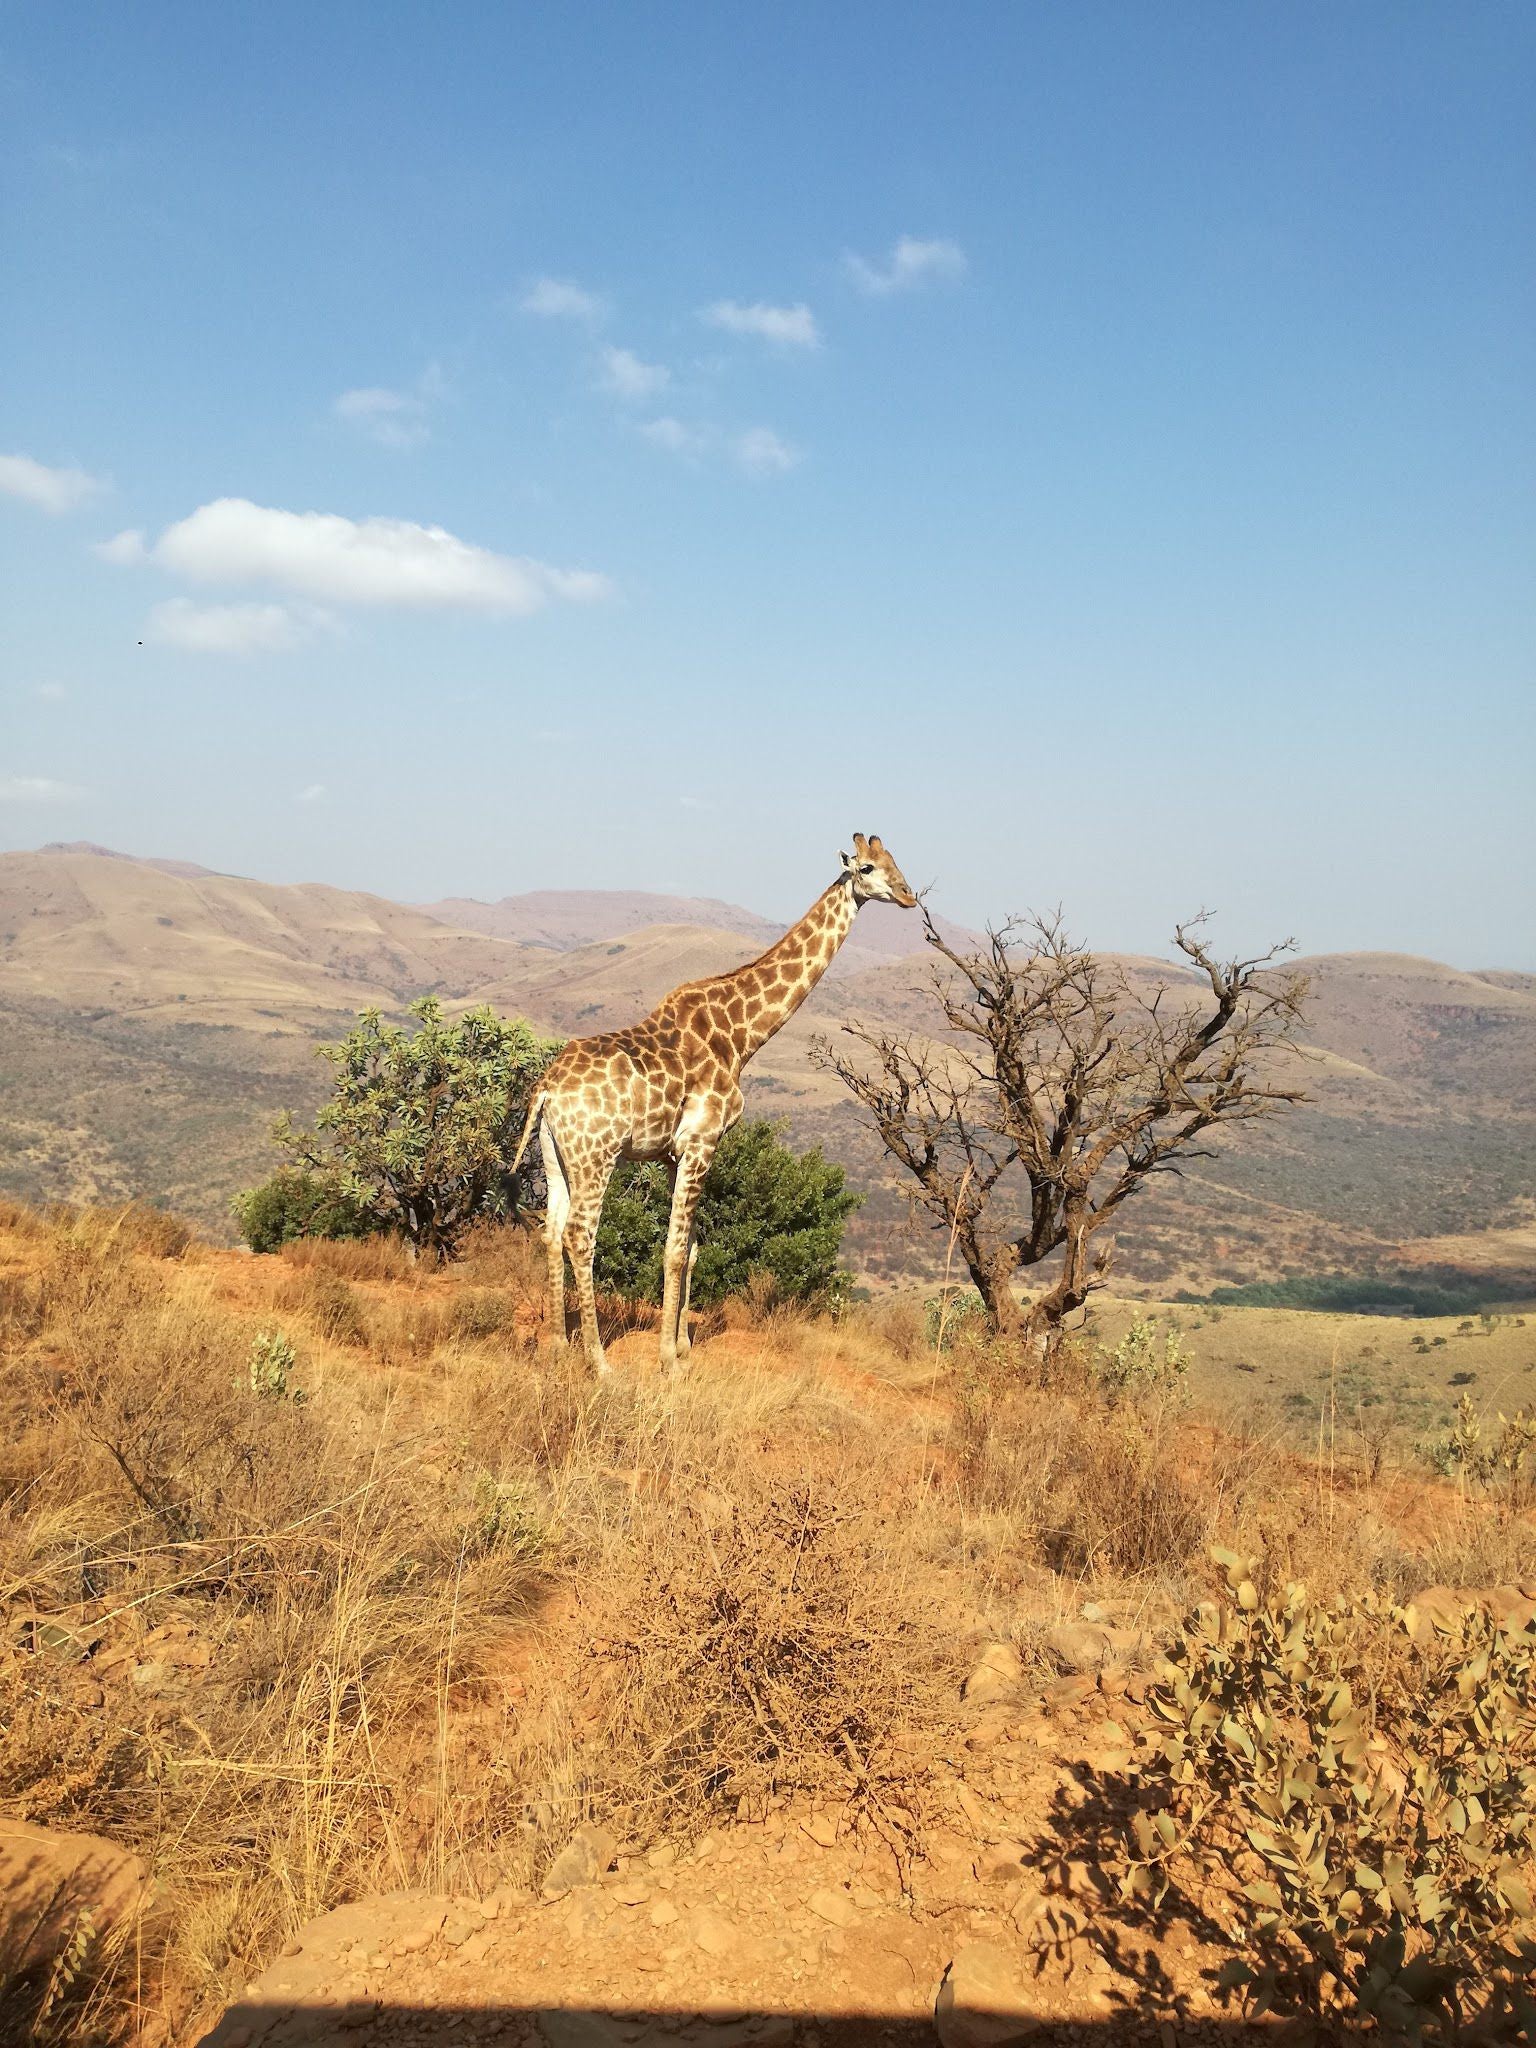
top-left (510, 833), bottom-right (917, 1373)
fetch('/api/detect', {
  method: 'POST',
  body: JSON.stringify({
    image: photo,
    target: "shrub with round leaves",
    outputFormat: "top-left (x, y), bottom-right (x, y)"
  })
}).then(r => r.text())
top-left (1114, 1551), bottom-right (1536, 2037)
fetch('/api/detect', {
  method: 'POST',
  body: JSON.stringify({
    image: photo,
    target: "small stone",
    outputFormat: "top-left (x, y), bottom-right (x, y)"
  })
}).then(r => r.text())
top-left (806, 1885), bottom-right (859, 1928)
top-left (1046, 1622), bottom-right (1115, 1674)
top-left (611, 1879), bottom-right (652, 1906)
top-left (692, 1908), bottom-right (735, 1958)
top-left (542, 1822), bottom-right (618, 1897)
top-left (973, 1841), bottom-right (1027, 1885)
top-left (564, 1891), bottom-right (609, 1940)
top-left (647, 1844), bottom-right (678, 1869)
top-left (441, 1908), bottom-right (480, 1946)
top-left (935, 1943), bottom-right (1042, 2048)
top-left (800, 1812), bottom-right (839, 1848)
top-left (1044, 1674), bottom-right (1096, 1712)
top-left (962, 1642), bottom-right (1022, 1706)
top-left (650, 1898), bottom-right (680, 1927)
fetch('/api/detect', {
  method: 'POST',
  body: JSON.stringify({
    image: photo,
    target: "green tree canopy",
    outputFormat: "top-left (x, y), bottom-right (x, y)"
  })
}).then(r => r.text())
top-left (274, 997), bottom-right (559, 1261)
top-left (593, 1119), bottom-right (861, 1311)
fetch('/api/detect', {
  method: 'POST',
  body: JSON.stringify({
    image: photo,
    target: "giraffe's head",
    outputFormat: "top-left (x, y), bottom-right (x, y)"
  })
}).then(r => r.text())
top-left (840, 832), bottom-right (918, 909)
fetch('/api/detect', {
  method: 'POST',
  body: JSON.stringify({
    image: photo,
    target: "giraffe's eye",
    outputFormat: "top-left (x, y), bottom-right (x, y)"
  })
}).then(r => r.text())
top-left (859, 863), bottom-right (875, 875)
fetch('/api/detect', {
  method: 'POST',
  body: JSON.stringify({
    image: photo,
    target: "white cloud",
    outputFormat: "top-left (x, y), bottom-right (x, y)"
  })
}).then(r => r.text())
top-left (334, 385), bottom-right (430, 450)
top-left (637, 416), bottom-right (709, 457)
top-left (734, 427), bottom-right (802, 477)
top-left (845, 235), bottom-right (968, 295)
top-left (702, 300), bottom-right (820, 349)
top-left (145, 598), bottom-right (309, 655)
top-left (0, 452), bottom-right (107, 515)
top-left (35, 682), bottom-right (69, 701)
top-left (598, 346), bottom-right (669, 400)
top-left (521, 275), bottom-right (606, 322)
top-left (96, 527), bottom-right (147, 564)
top-left (333, 363), bottom-right (447, 449)
top-left (0, 775), bottom-right (84, 803)
top-left (100, 498), bottom-right (613, 614)
top-left (295, 783), bottom-right (327, 803)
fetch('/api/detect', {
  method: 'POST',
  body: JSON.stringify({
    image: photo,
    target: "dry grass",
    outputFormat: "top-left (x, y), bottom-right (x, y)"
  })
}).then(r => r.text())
top-left (2, 1205), bottom-right (1533, 2044)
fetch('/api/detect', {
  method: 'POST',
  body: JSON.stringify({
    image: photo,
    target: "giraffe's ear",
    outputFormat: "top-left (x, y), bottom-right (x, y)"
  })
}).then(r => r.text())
top-left (839, 849), bottom-right (854, 871)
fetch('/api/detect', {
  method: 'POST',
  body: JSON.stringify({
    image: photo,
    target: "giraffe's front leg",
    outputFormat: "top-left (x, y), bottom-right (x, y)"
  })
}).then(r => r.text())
top-left (660, 1141), bottom-right (714, 1373)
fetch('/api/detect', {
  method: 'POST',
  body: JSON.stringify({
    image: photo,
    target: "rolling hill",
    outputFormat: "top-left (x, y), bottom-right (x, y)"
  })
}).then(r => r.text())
top-left (1, 842), bottom-right (1532, 1302)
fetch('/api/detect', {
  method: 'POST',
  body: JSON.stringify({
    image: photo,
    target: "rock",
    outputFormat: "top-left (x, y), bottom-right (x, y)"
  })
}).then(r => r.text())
top-left (647, 1842), bottom-right (679, 1868)
top-left (611, 1878), bottom-right (653, 1906)
top-left (1046, 1621), bottom-right (1115, 1673)
top-left (962, 1642), bottom-right (1022, 1706)
top-left (1488, 1584), bottom-right (1536, 1632)
top-left (806, 1885), bottom-right (859, 1928)
top-left (1043, 1673), bottom-right (1096, 1713)
top-left (542, 1821), bottom-right (618, 1897)
top-left (973, 1841), bottom-right (1027, 1885)
top-left (650, 1897), bottom-right (680, 1927)
top-left (564, 1891), bottom-right (609, 1940)
top-left (193, 1894), bottom-right (453, 2046)
top-left (935, 1943), bottom-right (1042, 2048)
top-left (0, 1817), bottom-right (150, 1974)
top-left (691, 1907), bottom-right (736, 1957)
top-left (800, 1811), bottom-right (839, 1847)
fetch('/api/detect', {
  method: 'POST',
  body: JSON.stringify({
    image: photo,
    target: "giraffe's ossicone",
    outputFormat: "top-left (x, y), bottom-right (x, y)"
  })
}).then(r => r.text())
top-left (510, 833), bottom-right (917, 1373)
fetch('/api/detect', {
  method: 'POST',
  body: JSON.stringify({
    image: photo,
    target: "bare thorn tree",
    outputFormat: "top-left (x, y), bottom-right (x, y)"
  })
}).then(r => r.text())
top-left (817, 909), bottom-right (1309, 1353)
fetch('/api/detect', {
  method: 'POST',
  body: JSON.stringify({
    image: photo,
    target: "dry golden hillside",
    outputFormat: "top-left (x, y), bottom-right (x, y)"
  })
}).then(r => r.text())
top-left (2, 844), bottom-right (1534, 1303)
top-left (2, 1202), bottom-right (1533, 2047)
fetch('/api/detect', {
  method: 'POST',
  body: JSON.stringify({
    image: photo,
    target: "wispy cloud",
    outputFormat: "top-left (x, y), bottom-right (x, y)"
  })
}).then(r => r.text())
top-left (845, 235), bottom-right (968, 295)
top-left (637, 416), bottom-right (709, 457)
top-left (100, 498), bottom-right (613, 615)
top-left (734, 427), bottom-right (802, 477)
top-left (702, 300), bottom-right (820, 350)
top-left (632, 418), bottom-right (803, 477)
top-left (0, 774), bottom-right (84, 803)
top-left (598, 346), bottom-right (669, 400)
top-left (145, 598), bottom-right (311, 655)
top-left (35, 682), bottom-right (69, 702)
top-left (294, 783), bottom-right (327, 803)
top-left (0, 452), bottom-right (108, 515)
top-left (333, 364), bottom-right (447, 449)
top-left (521, 275), bottom-right (606, 322)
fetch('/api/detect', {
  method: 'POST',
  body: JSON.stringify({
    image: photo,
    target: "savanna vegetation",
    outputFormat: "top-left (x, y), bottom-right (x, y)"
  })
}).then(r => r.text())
top-left (2, 1194), bottom-right (1533, 2045)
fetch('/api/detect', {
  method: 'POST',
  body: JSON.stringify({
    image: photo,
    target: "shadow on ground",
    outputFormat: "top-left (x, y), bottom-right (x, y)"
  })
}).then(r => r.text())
top-left (198, 2004), bottom-right (1309, 2048)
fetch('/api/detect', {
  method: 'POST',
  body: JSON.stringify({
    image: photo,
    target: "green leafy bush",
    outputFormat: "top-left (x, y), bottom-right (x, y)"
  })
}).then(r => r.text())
top-left (924, 1287), bottom-right (988, 1351)
top-left (247, 1330), bottom-right (303, 1403)
top-left (1091, 1316), bottom-right (1191, 1409)
top-left (233, 1167), bottom-right (382, 1253)
top-left (592, 1119), bottom-right (860, 1311)
top-left (1113, 1551), bottom-right (1536, 2036)
top-left (270, 999), bottom-right (560, 1262)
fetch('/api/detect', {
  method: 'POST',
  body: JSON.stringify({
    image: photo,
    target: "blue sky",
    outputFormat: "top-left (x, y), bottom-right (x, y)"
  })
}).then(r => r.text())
top-left (2, 2), bottom-right (1532, 963)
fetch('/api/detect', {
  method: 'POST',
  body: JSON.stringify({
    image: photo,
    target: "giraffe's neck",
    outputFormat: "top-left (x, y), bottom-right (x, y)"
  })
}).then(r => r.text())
top-left (734, 879), bottom-right (857, 1062)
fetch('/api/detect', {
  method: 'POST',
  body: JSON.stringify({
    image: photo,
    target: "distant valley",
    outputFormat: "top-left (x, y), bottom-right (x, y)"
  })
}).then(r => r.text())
top-left (2, 841), bottom-right (1532, 1303)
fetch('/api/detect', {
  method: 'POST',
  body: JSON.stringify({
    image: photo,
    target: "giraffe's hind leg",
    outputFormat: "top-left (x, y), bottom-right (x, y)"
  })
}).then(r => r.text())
top-left (667, 1158), bottom-right (701, 1362)
top-left (540, 1122), bottom-right (571, 1346)
top-left (661, 1141), bottom-right (715, 1373)
top-left (563, 1151), bottom-right (618, 1377)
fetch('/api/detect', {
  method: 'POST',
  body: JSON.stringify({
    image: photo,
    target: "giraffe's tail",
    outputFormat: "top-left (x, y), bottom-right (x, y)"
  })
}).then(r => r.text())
top-left (509, 1087), bottom-right (548, 1178)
